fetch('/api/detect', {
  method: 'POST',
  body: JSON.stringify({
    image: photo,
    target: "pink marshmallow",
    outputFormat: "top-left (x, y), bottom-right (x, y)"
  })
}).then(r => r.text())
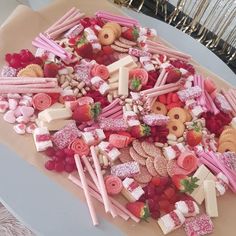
top-left (13, 123), bottom-right (26, 135)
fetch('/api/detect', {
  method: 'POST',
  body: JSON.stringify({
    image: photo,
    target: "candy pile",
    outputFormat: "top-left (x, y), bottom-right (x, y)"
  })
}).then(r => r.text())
top-left (1, 7), bottom-right (236, 234)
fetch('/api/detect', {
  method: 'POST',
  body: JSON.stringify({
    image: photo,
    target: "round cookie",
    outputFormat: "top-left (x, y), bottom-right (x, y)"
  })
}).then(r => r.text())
top-left (129, 147), bottom-right (146, 166)
top-left (218, 141), bottom-right (236, 153)
top-left (141, 141), bottom-right (162, 158)
top-left (132, 140), bottom-right (149, 158)
top-left (26, 64), bottom-right (44, 77)
top-left (146, 156), bottom-right (158, 176)
top-left (153, 156), bottom-right (168, 177)
top-left (17, 68), bottom-right (37, 77)
top-left (98, 28), bottom-right (116, 45)
top-left (167, 120), bottom-right (185, 138)
top-left (167, 107), bottom-right (187, 123)
top-left (103, 22), bottom-right (121, 38)
top-left (220, 128), bottom-right (236, 137)
top-left (133, 166), bottom-right (152, 184)
top-left (219, 133), bottom-right (236, 145)
top-left (151, 101), bottom-right (167, 115)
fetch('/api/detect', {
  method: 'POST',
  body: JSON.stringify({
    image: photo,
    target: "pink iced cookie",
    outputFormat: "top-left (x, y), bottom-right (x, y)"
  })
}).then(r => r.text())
top-left (204, 78), bottom-right (217, 94)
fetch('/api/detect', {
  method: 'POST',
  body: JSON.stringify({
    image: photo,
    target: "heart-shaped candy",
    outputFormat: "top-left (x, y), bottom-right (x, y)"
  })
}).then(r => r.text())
top-left (20, 106), bottom-right (35, 117)
top-left (26, 123), bottom-right (37, 134)
top-left (8, 98), bottom-right (18, 110)
top-left (16, 115), bottom-right (30, 124)
top-left (13, 124), bottom-right (26, 134)
top-left (0, 101), bottom-right (9, 113)
top-left (3, 110), bottom-right (16, 123)
top-left (14, 106), bottom-right (23, 117)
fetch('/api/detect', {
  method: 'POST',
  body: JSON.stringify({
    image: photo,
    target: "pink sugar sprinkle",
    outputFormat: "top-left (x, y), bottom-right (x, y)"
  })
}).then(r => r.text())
top-left (98, 117), bottom-right (128, 131)
top-left (1, 66), bottom-right (17, 77)
top-left (183, 214), bottom-right (214, 236)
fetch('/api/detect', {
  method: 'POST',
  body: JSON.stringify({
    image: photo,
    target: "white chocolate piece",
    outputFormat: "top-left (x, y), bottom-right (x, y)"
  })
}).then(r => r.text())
top-left (33, 127), bottom-right (53, 152)
top-left (121, 177), bottom-right (144, 202)
top-left (109, 82), bottom-right (119, 90)
top-left (108, 73), bottom-right (119, 83)
top-left (204, 180), bottom-right (218, 217)
top-left (107, 55), bottom-right (137, 74)
top-left (81, 129), bottom-right (105, 145)
top-left (98, 141), bottom-right (120, 162)
top-left (35, 118), bottom-right (74, 131)
top-left (163, 143), bottom-right (185, 160)
top-left (38, 107), bottom-right (72, 123)
top-left (118, 67), bottom-right (129, 96)
top-left (158, 210), bottom-right (185, 235)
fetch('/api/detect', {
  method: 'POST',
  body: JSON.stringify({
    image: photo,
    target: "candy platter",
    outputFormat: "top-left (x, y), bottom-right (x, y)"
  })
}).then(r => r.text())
top-left (0, 0), bottom-right (236, 236)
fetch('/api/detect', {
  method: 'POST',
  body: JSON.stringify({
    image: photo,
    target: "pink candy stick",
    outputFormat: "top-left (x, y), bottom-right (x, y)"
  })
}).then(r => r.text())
top-left (141, 81), bottom-right (180, 96)
top-left (221, 89), bottom-right (236, 115)
top-left (68, 175), bottom-right (129, 221)
top-left (146, 85), bottom-right (180, 98)
top-left (45, 7), bottom-right (77, 33)
top-left (81, 155), bottom-right (100, 192)
top-left (160, 72), bottom-right (168, 86)
top-left (74, 154), bottom-right (99, 226)
top-left (205, 91), bottom-right (219, 114)
top-left (0, 87), bottom-right (61, 94)
top-left (0, 78), bottom-right (56, 84)
top-left (90, 146), bottom-right (114, 214)
top-left (109, 110), bottom-right (123, 119)
top-left (154, 69), bottom-right (166, 87)
top-left (11, 82), bottom-right (57, 88)
top-left (100, 105), bottom-right (122, 118)
top-left (83, 176), bottom-right (140, 223)
top-left (46, 9), bottom-right (80, 34)
top-left (102, 98), bottom-right (120, 113)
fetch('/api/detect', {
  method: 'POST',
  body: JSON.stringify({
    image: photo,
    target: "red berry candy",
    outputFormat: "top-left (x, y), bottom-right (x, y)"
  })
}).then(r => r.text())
top-left (151, 210), bottom-right (161, 220)
top-left (64, 164), bottom-right (75, 173)
top-left (44, 147), bottom-right (56, 157)
top-left (147, 198), bottom-right (155, 211)
top-left (151, 176), bottom-right (161, 186)
top-left (55, 150), bottom-right (65, 159)
top-left (102, 46), bottom-right (114, 55)
top-left (5, 53), bottom-right (12, 62)
top-left (45, 160), bottom-right (55, 171)
top-left (158, 199), bottom-right (170, 212)
top-left (159, 176), bottom-right (170, 187)
top-left (55, 162), bottom-right (65, 172)
top-left (147, 183), bottom-right (156, 198)
top-left (63, 148), bottom-right (75, 157)
top-left (65, 157), bottom-right (76, 165)
top-left (164, 187), bottom-right (176, 200)
top-left (9, 58), bottom-right (21, 69)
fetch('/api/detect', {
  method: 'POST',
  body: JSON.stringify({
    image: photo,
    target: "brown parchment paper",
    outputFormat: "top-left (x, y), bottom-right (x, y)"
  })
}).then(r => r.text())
top-left (0, 0), bottom-right (235, 235)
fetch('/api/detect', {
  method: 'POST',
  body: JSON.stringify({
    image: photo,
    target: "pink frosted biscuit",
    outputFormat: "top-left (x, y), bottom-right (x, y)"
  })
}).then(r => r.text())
top-left (132, 140), bottom-right (149, 159)
top-left (214, 93), bottom-right (232, 113)
top-left (98, 117), bottom-right (128, 131)
top-left (81, 129), bottom-right (105, 145)
top-left (183, 214), bottom-right (214, 236)
top-left (52, 122), bottom-right (80, 149)
top-left (167, 160), bottom-right (194, 177)
top-left (129, 147), bottom-right (146, 166)
top-left (105, 175), bottom-right (123, 195)
top-left (141, 141), bottom-right (162, 158)
top-left (13, 123), bottom-right (26, 134)
top-left (158, 209), bottom-right (185, 235)
top-left (143, 114), bottom-right (169, 126)
top-left (98, 141), bottom-right (121, 162)
top-left (175, 200), bottom-right (199, 217)
top-left (33, 127), bottom-right (53, 151)
top-left (128, 48), bottom-right (152, 58)
top-left (123, 111), bottom-right (140, 127)
top-left (91, 76), bottom-right (109, 95)
top-left (119, 147), bottom-right (133, 163)
top-left (121, 177), bottom-right (144, 202)
top-left (64, 23), bottom-right (84, 38)
top-left (0, 100), bottom-right (9, 113)
top-left (146, 156), bottom-right (158, 176)
top-left (111, 161), bottom-right (140, 179)
top-left (133, 165), bottom-right (152, 184)
top-left (154, 156), bottom-right (168, 177)
top-left (177, 86), bottom-right (202, 102)
top-left (1, 66), bottom-right (17, 77)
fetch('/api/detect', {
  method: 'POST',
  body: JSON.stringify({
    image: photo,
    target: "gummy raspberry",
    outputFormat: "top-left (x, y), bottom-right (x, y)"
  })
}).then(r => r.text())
top-left (55, 162), bottom-right (65, 172)
top-left (64, 164), bottom-right (75, 173)
top-left (45, 147), bottom-right (56, 157)
top-left (147, 198), bottom-right (155, 211)
top-left (9, 58), bottom-right (21, 69)
top-left (65, 157), bottom-right (76, 165)
top-left (32, 57), bottom-right (43, 66)
top-left (63, 148), bottom-right (75, 157)
top-left (151, 210), bottom-right (160, 220)
top-left (5, 53), bottom-right (12, 63)
top-left (55, 150), bottom-right (65, 159)
top-left (45, 160), bottom-right (55, 171)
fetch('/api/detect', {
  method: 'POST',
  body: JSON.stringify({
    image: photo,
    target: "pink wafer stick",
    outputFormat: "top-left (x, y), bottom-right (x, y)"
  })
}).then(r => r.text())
top-left (146, 85), bottom-right (180, 98)
top-left (109, 110), bottom-right (123, 119)
top-left (0, 87), bottom-right (61, 94)
top-left (68, 175), bottom-right (129, 221)
top-left (47, 11), bottom-right (82, 34)
top-left (0, 78), bottom-right (57, 84)
top-left (46, 9), bottom-right (80, 34)
top-left (227, 89), bottom-right (236, 106)
top-left (198, 152), bottom-right (221, 174)
top-left (74, 154), bottom-right (98, 226)
top-left (159, 72), bottom-right (168, 86)
top-left (100, 105), bottom-right (122, 118)
top-left (205, 91), bottom-right (219, 114)
top-left (102, 98), bottom-right (120, 113)
top-left (34, 36), bottom-right (62, 53)
top-left (10, 82), bottom-right (57, 88)
top-left (154, 68), bottom-right (166, 87)
top-left (97, 16), bottom-right (138, 27)
top-left (45, 7), bottom-right (77, 33)
top-left (90, 146), bottom-right (114, 214)
top-left (229, 89), bottom-right (236, 102)
top-left (82, 175), bottom-right (140, 223)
